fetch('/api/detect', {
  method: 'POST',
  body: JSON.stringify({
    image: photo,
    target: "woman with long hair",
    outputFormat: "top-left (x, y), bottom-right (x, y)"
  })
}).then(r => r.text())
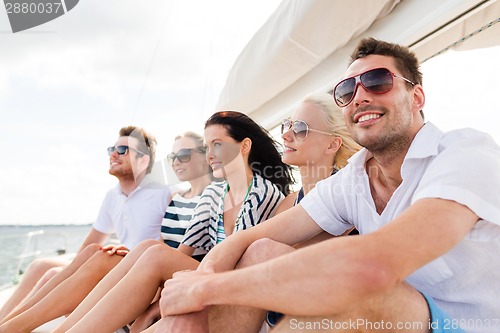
top-left (153, 94), bottom-right (362, 333)
top-left (50, 111), bottom-right (293, 333)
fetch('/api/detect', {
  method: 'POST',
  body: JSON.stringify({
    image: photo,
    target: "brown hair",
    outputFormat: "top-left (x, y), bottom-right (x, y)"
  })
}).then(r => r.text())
top-left (119, 126), bottom-right (157, 173)
top-left (205, 111), bottom-right (294, 195)
top-left (350, 37), bottom-right (422, 86)
top-left (350, 38), bottom-right (424, 119)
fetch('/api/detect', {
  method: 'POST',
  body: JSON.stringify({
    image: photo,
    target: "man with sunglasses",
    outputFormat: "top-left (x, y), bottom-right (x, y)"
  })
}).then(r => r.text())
top-left (94, 125), bottom-right (170, 252)
top-left (0, 125), bottom-right (170, 324)
top-left (158, 38), bottom-right (500, 333)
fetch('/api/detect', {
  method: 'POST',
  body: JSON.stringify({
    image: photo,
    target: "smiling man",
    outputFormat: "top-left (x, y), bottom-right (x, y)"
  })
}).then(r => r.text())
top-left (156, 38), bottom-right (500, 333)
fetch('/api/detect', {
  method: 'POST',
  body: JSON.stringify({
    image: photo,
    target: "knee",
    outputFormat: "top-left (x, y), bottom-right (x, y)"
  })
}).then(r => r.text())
top-left (238, 238), bottom-right (294, 268)
top-left (88, 250), bottom-right (123, 271)
top-left (44, 266), bottom-right (63, 278)
top-left (38, 267), bottom-right (63, 285)
top-left (64, 243), bottom-right (102, 269)
top-left (247, 238), bottom-right (277, 252)
top-left (76, 243), bottom-right (102, 260)
top-left (26, 258), bottom-right (63, 276)
top-left (141, 244), bottom-right (175, 266)
top-left (134, 239), bottom-right (164, 253)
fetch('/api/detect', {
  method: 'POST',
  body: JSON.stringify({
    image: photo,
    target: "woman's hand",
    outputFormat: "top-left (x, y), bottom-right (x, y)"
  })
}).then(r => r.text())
top-left (100, 244), bottom-right (129, 256)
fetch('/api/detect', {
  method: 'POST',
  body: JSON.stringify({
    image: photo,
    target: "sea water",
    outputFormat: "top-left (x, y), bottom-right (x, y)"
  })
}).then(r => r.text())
top-left (0, 225), bottom-right (91, 288)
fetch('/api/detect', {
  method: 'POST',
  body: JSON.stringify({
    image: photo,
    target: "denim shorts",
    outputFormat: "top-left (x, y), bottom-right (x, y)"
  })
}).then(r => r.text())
top-left (423, 293), bottom-right (466, 333)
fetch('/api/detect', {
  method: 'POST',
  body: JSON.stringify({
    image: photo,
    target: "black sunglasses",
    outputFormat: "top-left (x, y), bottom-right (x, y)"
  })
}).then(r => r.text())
top-left (281, 119), bottom-right (333, 142)
top-left (107, 145), bottom-right (146, 156)
top-left (167, 147), bottom-right (206, 164)
top-left (333, 67), bottom-right (415, 107)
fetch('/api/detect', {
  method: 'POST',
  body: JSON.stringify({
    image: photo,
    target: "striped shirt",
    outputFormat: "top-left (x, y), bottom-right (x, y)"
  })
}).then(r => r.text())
top-left (161, 192), bottom-right (207, 256)
top-left (182, 174), bottom-right (284, 252)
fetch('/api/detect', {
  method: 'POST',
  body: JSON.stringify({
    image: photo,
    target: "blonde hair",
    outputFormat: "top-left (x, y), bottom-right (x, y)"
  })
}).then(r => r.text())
top-left (302, 93), bottom-right (361, 170)
top-left (174, 131), bottom-right (204, 148)
top-left (174, 131), bottom-right (213, 179)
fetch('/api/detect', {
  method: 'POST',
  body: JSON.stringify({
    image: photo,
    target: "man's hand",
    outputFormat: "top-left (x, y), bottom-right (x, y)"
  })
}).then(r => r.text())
top-left (160, 260), bottom-right (216, 316)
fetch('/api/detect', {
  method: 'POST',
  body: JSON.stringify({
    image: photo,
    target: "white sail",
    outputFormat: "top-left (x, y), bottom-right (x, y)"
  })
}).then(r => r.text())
top-left (217, 0), bottom-right (500, 128)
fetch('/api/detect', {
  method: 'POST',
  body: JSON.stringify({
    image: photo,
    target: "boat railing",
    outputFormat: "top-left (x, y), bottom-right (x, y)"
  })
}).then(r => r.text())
top-left (0, 230), bottom-right (69, 291)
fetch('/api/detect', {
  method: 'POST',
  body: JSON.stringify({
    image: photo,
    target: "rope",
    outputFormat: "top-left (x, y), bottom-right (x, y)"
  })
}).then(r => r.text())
top-left (424, 17), bottom-right (500, 62)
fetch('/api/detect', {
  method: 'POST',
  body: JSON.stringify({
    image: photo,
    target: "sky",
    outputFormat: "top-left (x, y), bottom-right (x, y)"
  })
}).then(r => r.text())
top-left (420, 46), bottom-right (500, 135)
top-left (0, 0), bottom-right (282, 225)
top-left (0, 1), bottom-right (499, 226)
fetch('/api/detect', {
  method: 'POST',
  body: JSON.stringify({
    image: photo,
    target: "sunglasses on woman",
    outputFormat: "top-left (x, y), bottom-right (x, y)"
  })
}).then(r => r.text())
top-left (281, 119), bottom-right (333, 142)
top-left (107, 145), bottom-right (146, 156)
top-left (167, 147), bottom-right (206, 164)
top-left (333, 67), bottom-right (415, 107)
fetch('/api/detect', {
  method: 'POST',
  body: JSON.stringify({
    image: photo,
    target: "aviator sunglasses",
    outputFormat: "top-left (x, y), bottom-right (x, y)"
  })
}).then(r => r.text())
top-left (107, 145), bottom-right (146, 156)
top-left (333, 67), bottom-right (415, 107)
top-left (281, 119), bottom-right (333, 142)
top-left (167, 147), bottom-right (206, 164)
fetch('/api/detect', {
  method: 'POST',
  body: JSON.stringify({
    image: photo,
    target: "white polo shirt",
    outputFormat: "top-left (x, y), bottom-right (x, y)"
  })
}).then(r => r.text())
top-left (301, 122), bottom-right (500, 333)
top-left (93, 178), bottom-right (170, 249)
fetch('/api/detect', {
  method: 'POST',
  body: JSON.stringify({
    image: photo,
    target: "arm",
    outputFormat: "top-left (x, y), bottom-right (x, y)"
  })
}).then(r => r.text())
top-left (198, 204), bottom-right (322, 273)
top-left (164, 198), bottom-right (478, 316)
top-left (274, 192), bottom-right (297, 215)
top-left (158, 205), bottom-right (322, 316)
top-left (177, 244), bottom-right (195, 257)
top-left (77, 227), bottom-right (109, 253)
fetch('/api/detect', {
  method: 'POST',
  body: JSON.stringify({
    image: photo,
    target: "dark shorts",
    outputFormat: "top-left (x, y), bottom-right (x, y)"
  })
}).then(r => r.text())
top-left (266, 310), bottom-right (284, 327)
top-left (192, 253), bottom-right (206, 262)
top-left (423, 293), bottom-right (466, 333)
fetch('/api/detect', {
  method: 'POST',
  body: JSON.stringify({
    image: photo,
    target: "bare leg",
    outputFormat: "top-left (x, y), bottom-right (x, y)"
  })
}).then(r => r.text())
top-left (156, 238), bottom-right (295, 333)
top-left (0, 244), bottom-right (101, 325)
top-left (129, 299), bottom-right (161, 333)
top-left (0, 258), bottom-right (66, 322)
top-left (52, 239), bottom-right (164, 332)
top-left (0, 248), bottom-right (123, 333)
top-left (155, 309), bottom-right (210, 333)
top-left (272, 283), bottom-right (430, 333)
top-left (143, 321), bottom-right (160, 333)
top-left (24, 266), bottom-right (62, 302)
top-left (56, 243), bottom-right (199, 333)
top-left (208, 238), bottom-right (295, 333)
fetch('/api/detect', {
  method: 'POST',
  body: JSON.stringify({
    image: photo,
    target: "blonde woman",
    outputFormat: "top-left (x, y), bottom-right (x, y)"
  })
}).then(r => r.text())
top-left (277, 92), bottom-right (361, 247)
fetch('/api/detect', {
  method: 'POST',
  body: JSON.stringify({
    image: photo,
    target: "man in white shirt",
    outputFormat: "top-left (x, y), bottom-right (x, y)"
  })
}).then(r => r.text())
top-left (156, 39), bottom-right (500, 333)
top-left (0, 125), bottom-right (169, 325)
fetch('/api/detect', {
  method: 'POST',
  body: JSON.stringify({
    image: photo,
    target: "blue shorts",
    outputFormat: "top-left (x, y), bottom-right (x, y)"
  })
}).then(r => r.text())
top-left (423, 293), bottom-right (466, 333)
top-left (267, 293), bottom-right (465, 332)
